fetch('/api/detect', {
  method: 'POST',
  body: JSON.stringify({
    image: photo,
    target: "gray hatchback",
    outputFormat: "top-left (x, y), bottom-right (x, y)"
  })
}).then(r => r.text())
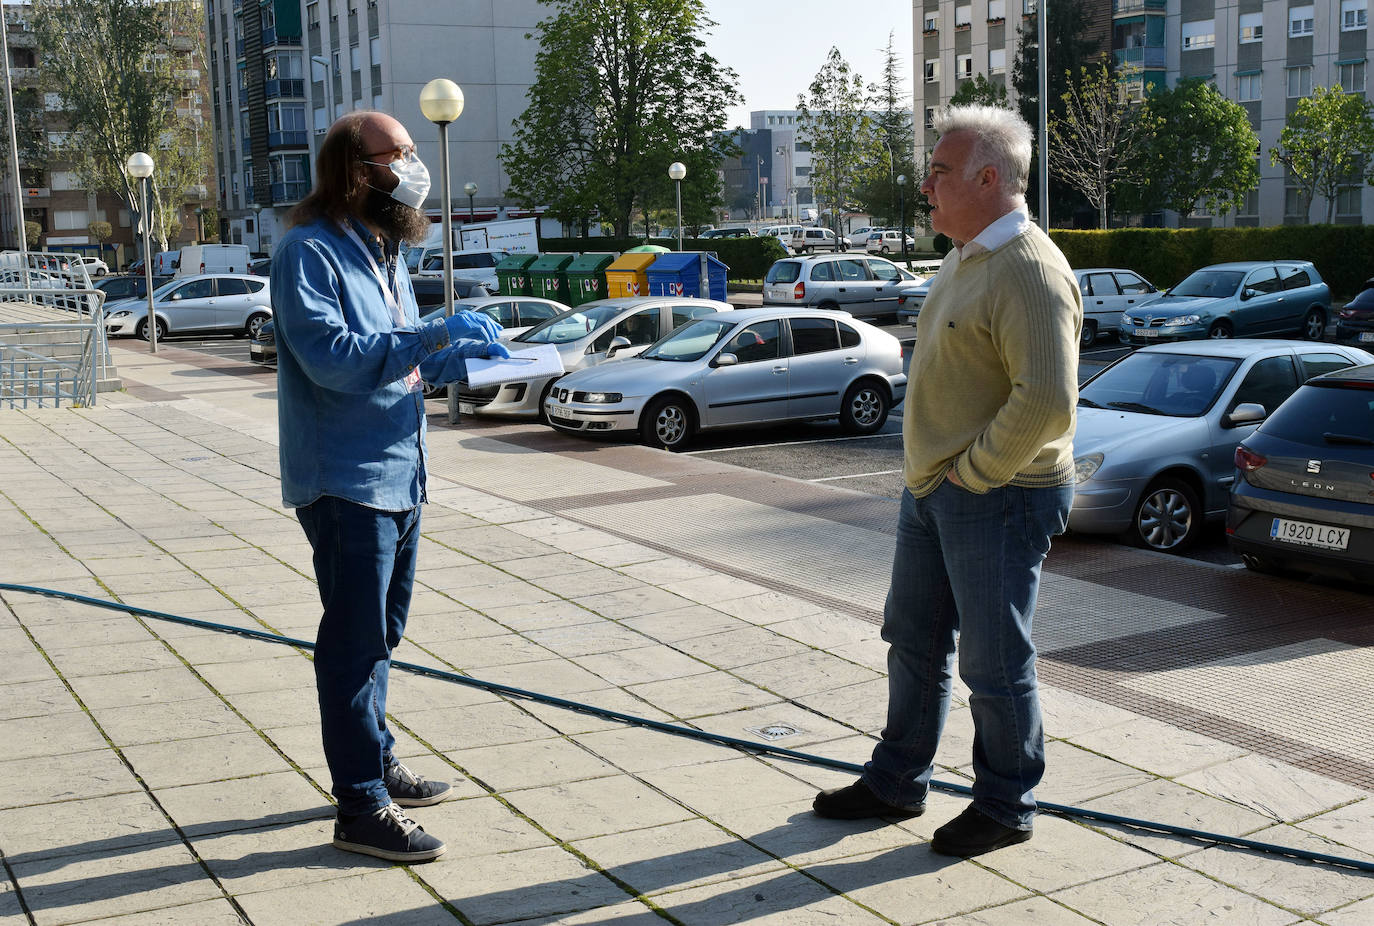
top-left (763, 254), bottom-right (909, 320)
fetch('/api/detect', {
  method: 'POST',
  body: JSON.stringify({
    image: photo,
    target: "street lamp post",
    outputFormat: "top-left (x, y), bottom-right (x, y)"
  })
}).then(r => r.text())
top-left (668, 162), bottom-right (686, 250)
top-left (463, 181), bottom-right (476, 223)
top-left (896, 174), bottom-right (909, 269)
top-left (126, 152), bottom-right (157, 353)
top-left (775, 145), bottom-right (791, 220)
top-left (419, 77), bottom-right (466, 424)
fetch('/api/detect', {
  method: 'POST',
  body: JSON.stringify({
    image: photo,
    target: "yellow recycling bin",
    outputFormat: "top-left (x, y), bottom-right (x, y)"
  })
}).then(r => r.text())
top-left (604, 252), bottom-right (658, 298)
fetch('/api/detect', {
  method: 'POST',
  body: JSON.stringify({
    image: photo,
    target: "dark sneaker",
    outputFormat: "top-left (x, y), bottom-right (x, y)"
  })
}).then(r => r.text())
top-left (384, 761), bottom-right (453, 807)
top-left (813, 780), bottom-right (926, 820)
top-left (333, 803), bottom-right (447, 863)
top-left (930, 805), bottom-right (1032, 857)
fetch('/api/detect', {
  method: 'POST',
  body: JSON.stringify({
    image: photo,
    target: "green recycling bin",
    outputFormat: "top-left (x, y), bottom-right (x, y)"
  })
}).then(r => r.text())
top-left (529, 253), bottom-right (574, 304)
top-left (495, 253), bottom-right (537, 297)
top-left (565, 253), bottom-right (614, 306)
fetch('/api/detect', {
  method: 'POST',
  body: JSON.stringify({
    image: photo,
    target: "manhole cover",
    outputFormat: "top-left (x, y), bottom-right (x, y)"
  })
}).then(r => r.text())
top-left (747, 722), bottom-right (804, 741)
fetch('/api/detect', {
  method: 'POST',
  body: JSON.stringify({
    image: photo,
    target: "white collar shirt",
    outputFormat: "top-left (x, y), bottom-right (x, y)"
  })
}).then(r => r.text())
top-left (957, 207), bottom-right (1032, 260)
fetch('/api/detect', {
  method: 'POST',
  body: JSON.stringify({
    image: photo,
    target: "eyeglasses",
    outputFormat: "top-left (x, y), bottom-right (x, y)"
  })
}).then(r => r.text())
top-left (361, 143), bottom-right (416, 163)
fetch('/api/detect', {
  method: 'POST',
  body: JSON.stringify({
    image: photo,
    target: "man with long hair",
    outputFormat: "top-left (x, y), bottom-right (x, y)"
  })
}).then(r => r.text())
top-left (271, 110), bottom-right (508, 863)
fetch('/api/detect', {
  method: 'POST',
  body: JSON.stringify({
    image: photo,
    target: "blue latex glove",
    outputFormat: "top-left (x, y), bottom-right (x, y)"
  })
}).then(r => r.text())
top-left (420, 339), bottom-right (513, 388)
top-left (443, 310), bottom-right (502, 343)
top-left (485, 341), bottom-right (511, 360)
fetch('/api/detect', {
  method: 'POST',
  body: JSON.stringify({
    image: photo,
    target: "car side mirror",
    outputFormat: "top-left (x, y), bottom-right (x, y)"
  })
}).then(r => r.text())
top-left (1240, 288), bottom-right (1256, 301)
top-left (1224, 402), bottom-right (1267, 428)
top-left (605, 335), bottom-right (631, 357)
top-left (714, 352), bottom-right (738, 367)
top-left (169, 292), bottom-right (181, 301)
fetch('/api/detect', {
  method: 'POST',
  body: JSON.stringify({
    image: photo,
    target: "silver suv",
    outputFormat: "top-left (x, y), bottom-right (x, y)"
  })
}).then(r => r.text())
top-left (790, 227), bottom-right (852, 253)
top-left (763, 253), bottom-right (907, 320)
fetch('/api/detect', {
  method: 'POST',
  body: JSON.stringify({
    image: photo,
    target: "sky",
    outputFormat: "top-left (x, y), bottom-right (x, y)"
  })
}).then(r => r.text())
top-left (701, 0), bottom-right (916, 130)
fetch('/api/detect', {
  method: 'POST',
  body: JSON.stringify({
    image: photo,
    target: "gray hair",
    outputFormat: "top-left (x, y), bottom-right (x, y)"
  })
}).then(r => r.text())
top-left (932, 104), bottom-right (1033, 197)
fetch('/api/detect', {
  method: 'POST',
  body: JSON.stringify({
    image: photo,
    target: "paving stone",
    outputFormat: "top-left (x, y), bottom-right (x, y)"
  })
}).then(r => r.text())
top-left (923, 895), bottom-right (1104, 925)
top-left (517, 900), bottom-right (673, 925)
top-left (399, 699), bottom-right (561, 752)
top-left (1, 711), bottom-right (109, 761)
top-left (1178, 754), bottom-right (1371, 826)
top-left (505, 774), bottom-right (696, 842)
top-left (23, 897), bottom-right (249, 925)
top-left (0, 748), bottom-right (140, 811)
top-left (190, 817), bottom-right (389, 894)
top-left (574, 818), bottom-right (784, 896)
top-left (0, 678), bottom-right (75, 720)
top-left (401, 794), bottom-right (554, 857)
top-left (42, 638), bottom-right (187, 678)
top-left (477, 599), bottom-right (601, 634)
top-left (572, 726), bottom-right (733, 775)
top-left (229, 686), bottom-right (320, 730)
top-left (0, 790), bottom-right (177, 863)
top-left (649, 867), bottom-right (890, 925)
top-left (710, 797), bottom-right (925, 868)
top-left (618, 605), bottom-right (751, 643)
top-left (574, 585), bottom-right (697, 620)
top-left (530, 565), bottom-right (644, 598)
top-left (384, 671), bottom-right (504, 712)
top-left (1299, 797), bottom-right (1374, 858)
top-left (1080, 778), bottom-right (1283, 860)
top-left (638, 757), bottom-right (819, 816)
top-left (65, 666), bottom-right (213, 711)
top-left (522, 622), bottom-right (655, 658)
top-left (477, 657), bottom-right (614, 697)
top-left (457, 737), bottom-right (622, 793)
top-left (192, 655), bottom-right (315, 696)
top-left (1037, 740), bottom-right (1157, 806)
top-left (660, 573), bottom-right (772, 606)
top-left (767, 610), bottom-right (877, 650)
top-left (152, 770), bottom-right (331, 839)
top-left (733, 650), bottom-right (881, 700)
top-left (517, 687), bottom-right (678, 737)
top-left (25, 615), bottom-right (161, 651)
top-left (625, 670), bottom-right (781, 719)
top-left (688, 701), bottom-right (867, 752)
top-left (425, 844), bottom-right (631, 926)
top-left (671, 625), bottom-right (812, 669)
top-left (122, 730), bottom-right (294, 789)
top-left (574, 643), bottom-right (715, 686)
top-left (497, 552), bottom-right (608, 581)
top-left (10, 840), bottom-right (224, 926)
top-left (233, 868), bottom-right (457, 925)
top-left (94, 696), bottom-right (252, 747)
top-left (712, 590), bottom-right (829, 625)
top-left (795, 677), bottom-right (890, 732)
top-left (1065, 714), bottom-right (1247, 779)
top-left (422, 632), bottom-right (557, 669)
top-left (975, 814), bottom-right (1159, 892)
top-left (1323, 895), bottom-right (1374, 925)
top-left (616, 556), bottom-right (717, 585)
top-left (1049, 861), bottom-right (1302, 926)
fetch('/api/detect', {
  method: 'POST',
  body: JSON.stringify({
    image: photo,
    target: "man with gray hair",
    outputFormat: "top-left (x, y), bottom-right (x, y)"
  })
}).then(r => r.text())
top-left (813, 104), bottom-right (1081, 857)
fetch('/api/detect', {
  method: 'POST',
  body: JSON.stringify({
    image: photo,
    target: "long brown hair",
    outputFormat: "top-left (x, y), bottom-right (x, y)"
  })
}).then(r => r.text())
top-left (287, 111), bottom-right (374, 228)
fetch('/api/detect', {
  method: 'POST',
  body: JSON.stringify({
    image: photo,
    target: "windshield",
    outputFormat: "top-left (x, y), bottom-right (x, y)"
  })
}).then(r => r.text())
top-left (1080, 351), bottom-right (1240, 417)
top-left (517, 303), bottom-right (626, 344)
top-left (642, 318), bottom-right (734, 362)
top-left (765, 261), bottom-right (801, 284)
top-left (1167, 270), bottom-right (1244, 299)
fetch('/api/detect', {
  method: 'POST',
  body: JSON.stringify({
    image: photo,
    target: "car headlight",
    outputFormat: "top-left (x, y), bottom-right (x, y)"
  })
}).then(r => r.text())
top-left (1120, 312), bottom-right (1132, 325)
top-left (1074, 452), bottom-right (1103, 484)
top-left (574, 391), bottom-right (622, 404)
top-left (1162, 314), bottom-right (1200, 326)
top-left (110, 311), bottom-right (130, 319)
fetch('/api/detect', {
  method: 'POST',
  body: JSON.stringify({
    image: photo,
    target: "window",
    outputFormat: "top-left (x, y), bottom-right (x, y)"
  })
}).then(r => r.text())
top-left (1339, 60), bottom-right (1366, 92)
top-left (988, 0), bottom-right (1005, 20)
top-left (1239, 189), bottom-right (1260, 216)
top-left (924, 107), bottom-right (937, 128)
top-left (1023, 0), bottom-right (1036, 14)
top-left (1230, 356), bottom-right (1297, 416)
top-left (1244, 267), bottom-right (1281, 295)
top-left (1237, 73), bottom-right (1262, 101)
top-left (1289, 5), bottom-right (1314, 36)
top-left (1239, 12), bottom-right (1263, 42)
top-left (865, 260), bottom-right (900, 282)
top-left (1342, 0), bottom-right (1367, 30)
top-left (794, 141), bottom-right (811, 152)
top-left (1299, 352), bottom-right (1356, 379)
top-left (49, 170), bottom-right (78, 190)
top-left (839, 323), bottom-right (861, 348)
top-left (216, 278), bottom-right (250, 296)
top-left (956, 54), bottom-right (973, 78)
top-left (955, 4), bottom-right (971, 26)
top-left (924, 59), bottom-right (940, 82)
top-left (52, 209), bottom-right (88, 229)
top-left (350, 44), bottom-right (360, 72)
top-left (790, 317), bottom-right (841, 354)
top-left (1286, 66), bottom-right (1312, 98)
top-left (923, 12), bottom-right (938, 31)
top-left (1280, 266), bottom-right (1314, 290)
top-left (1182, 19), bottom-right (1215, 49)
top-left (724, 322), bottom-right (781, 363)
top-left (1115, 272), bottom-right (1153, 295)
top-left (989, 47), bottom-right (1006, 74)
top-left (795, 165), bottom-right (810, 177)
top-left (1285, 186), bottom-right (1307, 217)
top-left (1082, 273), bottom-right (1119, 297)
top-left (1337, 185), bottom-right (1363, 215)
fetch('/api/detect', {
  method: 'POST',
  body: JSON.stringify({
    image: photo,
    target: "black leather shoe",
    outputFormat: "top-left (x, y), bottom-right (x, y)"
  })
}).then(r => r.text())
top-left (930, 805), bottom-right (1032, 857)
top-left (813, 780), bottom-right (926, 820)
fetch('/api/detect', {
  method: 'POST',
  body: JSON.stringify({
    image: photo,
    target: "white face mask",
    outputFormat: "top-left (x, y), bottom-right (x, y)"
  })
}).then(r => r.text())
top-left (364, 150), bottom-right (430, 210)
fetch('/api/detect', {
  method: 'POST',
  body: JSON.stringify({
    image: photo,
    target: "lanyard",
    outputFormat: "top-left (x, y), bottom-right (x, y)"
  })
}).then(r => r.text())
top-left (341, 223), bottom-right (407, 326)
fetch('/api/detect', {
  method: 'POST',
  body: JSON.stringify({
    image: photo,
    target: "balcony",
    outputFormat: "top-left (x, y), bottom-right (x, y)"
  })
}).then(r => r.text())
top-left (1113, 0), bottom-right (1165, 13)
top-left (265, 79), bottom-right (305, 99)
top-left (268, 130), bottom-right (309, 149)
top-left (235, 38), bottom-right (244, 58)
top-left (241, 136), bottom-right (252, 155)
top-left (1116, 45), bottom-right (1167, 69)
top-left (262, 26), bottom-right (275, 46)
top-left (270, 181), bottom-right (310, 203)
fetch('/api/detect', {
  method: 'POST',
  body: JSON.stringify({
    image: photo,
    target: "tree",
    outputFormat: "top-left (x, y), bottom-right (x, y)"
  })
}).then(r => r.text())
top-left (949, 74), bottom-right (1010, 109)
top-left (1126, 79), bottom-right (1260, 219)
top-left (1270, 85), bottom-right (1374, 223)
top-left (853, 33), bottom-right (917, 228)
top-left (501, 0), bottom-right (741, 238)
top-left (24, 221), bottom-right (41, 250)
top-left (798, 47), bottom-right (881, 249)
top-left (29, 0), bottom-right (209, 252)
top-left (1048, 65), bottom-right (1155, 228)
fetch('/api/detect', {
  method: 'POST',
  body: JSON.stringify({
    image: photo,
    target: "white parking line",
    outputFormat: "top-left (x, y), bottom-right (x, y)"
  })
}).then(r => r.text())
top-left (688, 432), bottom-right (902, 454)
top-left (811, 469), bottom-right (904, 482)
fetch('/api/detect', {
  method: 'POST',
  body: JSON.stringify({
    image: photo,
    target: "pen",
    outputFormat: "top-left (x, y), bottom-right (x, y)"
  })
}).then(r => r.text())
top-left (497, 355), bottom-right (540, 362)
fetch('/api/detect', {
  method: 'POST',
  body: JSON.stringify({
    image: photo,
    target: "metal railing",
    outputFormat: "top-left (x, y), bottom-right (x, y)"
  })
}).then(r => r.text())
top-left (0, 250), bottom-right (107, 409)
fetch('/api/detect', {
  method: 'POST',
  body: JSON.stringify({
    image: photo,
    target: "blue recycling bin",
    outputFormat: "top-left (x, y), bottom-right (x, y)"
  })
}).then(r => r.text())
top-left (645, 252), bottom-right (728, 302)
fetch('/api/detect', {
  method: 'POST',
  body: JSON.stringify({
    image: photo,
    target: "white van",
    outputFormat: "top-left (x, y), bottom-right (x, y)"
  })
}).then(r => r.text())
top-left (153, 250), bottom-right (180, 275)
top-left (176, 244), bottom-right (250, 277)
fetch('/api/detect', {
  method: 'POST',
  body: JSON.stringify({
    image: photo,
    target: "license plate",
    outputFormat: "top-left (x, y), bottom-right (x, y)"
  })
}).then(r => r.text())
top-left (1134, 328), bottom-right (1158, 338)
top-left (1360, 332), bottom-right (1374, 343)
top-left (1270, 517), bottom-right (1350, 550)
top-left (548, 404), bottom-right (575, 420)
top-left (458, 402), bottom-right (475, 415)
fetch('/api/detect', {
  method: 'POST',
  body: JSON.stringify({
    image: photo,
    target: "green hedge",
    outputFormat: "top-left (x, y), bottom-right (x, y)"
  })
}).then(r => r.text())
top-left (1049, 226), bottom-right (1374, 301)
top-left (538, 235), bottom-right (789, 281)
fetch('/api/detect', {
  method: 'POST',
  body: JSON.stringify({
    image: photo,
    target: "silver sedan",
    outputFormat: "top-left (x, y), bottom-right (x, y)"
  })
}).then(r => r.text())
top-left (544, 308), bottom-right (907, 450)
top-left (1070, 340), bottom-right (1374, 552)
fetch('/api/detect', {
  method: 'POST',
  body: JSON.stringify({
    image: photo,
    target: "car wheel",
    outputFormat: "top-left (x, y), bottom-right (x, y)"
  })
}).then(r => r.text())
top-left (880, 245), bottom-right (890, 254)
top-left (1080, 320), bottom-right (1097, 348)
top-left (840, 380), bottom-right (889, 434)
top-left (1130, 477), bottom-right (1201, 553)
top-left (244, 312), bottom-right (270, 339)
top-left (1301, 308), bottom-right (1326, 340)
top-left (1206, 320), bottom-right (1233, 339)
top-left (537, 379), bottom-right (559, 425)
top-left (136, 317), bottom-right (168, 342)
top-left (640, 395), bottom-right (695, 450)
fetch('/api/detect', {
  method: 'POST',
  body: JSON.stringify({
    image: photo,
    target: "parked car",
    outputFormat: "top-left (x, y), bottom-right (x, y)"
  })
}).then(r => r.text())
top-left (1070, 340), bottom-right (1373, 552)
top-left (93, 274), bottom-right (173, 302)
top-left (1227, 362), bottom-right (1374, 582)
top-left (1120, 261), bottom-right (1331, 344)
top-left (1335, 278), bottom-right (1374, 346)
top-left (76, 255), bottom-right (109, 277)
top-left (410, 275), bottom-right (493, 308)
top-left (249, 318), bottom-right (276, 365)
top-left (849, 226), bottom-right (886, 240)
top-left (544, 308), bottom-right (907, 450)
top-left (865, 230), bottom-right (914, 255)
top-left (763, 253), bottom-right (908, 320)
top-left (104, 273), bottom-right (272, 341)
top-left (457, 296), bottom-right (732, 420)
top-left (248, 257), bottom-right (272, 277)
top-left (415, 248), bottom-right (509, 289)
top-left (419, 295), bottom-right (570, 341)
top-left (790, 227), bottom-right (852, 253)
top-left (700, 227), bottom-right (752, 238)
top-left (1075, 268), bottom-right (1157, 347)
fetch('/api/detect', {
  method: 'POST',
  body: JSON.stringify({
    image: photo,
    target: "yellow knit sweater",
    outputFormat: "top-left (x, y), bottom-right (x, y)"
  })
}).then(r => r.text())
top-left (904, 225), bottom-right (1082, 496)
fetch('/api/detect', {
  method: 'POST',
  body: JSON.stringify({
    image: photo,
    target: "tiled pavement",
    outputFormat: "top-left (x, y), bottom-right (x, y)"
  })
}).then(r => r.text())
top-left (0, 341), bottom-right (1371, 925)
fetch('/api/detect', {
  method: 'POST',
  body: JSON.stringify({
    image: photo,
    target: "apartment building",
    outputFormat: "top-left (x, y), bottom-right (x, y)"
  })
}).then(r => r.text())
top-left (0, 4), bottom-right (213, 262)
top-left (205, 0), bottom-right (543, 253)
top-left (748, 111), bottom-right (818, 220)
top-left (912, 0), bottom-right (1374, 226)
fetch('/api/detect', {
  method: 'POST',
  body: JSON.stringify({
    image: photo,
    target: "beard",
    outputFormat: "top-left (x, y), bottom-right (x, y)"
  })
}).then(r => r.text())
top-left (362, 187), bottom-right (431, 245)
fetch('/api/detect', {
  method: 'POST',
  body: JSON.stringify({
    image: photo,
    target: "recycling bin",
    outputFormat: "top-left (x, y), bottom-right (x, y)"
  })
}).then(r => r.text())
top-left (565, 253), bottom-right (614, 306)
top-left (645, 251), bottom-right (728, 302)
top-left (605, 252), bottom-right (657, 298)
top-left (495, 253), bottom-right (537, 296)
top-left (528, 253), bottom-right (574, 303)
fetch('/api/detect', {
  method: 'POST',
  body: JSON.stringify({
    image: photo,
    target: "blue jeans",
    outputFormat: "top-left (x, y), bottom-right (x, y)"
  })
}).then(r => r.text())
top-left (862, 481), bottom-right (1072, 829)
top-left (296, 496), bottom-right (421, 816)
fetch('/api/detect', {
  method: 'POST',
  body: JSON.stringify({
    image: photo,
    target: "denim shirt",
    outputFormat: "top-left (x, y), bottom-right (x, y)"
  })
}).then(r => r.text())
top-left (271, 216), bottom-right (455, 511)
